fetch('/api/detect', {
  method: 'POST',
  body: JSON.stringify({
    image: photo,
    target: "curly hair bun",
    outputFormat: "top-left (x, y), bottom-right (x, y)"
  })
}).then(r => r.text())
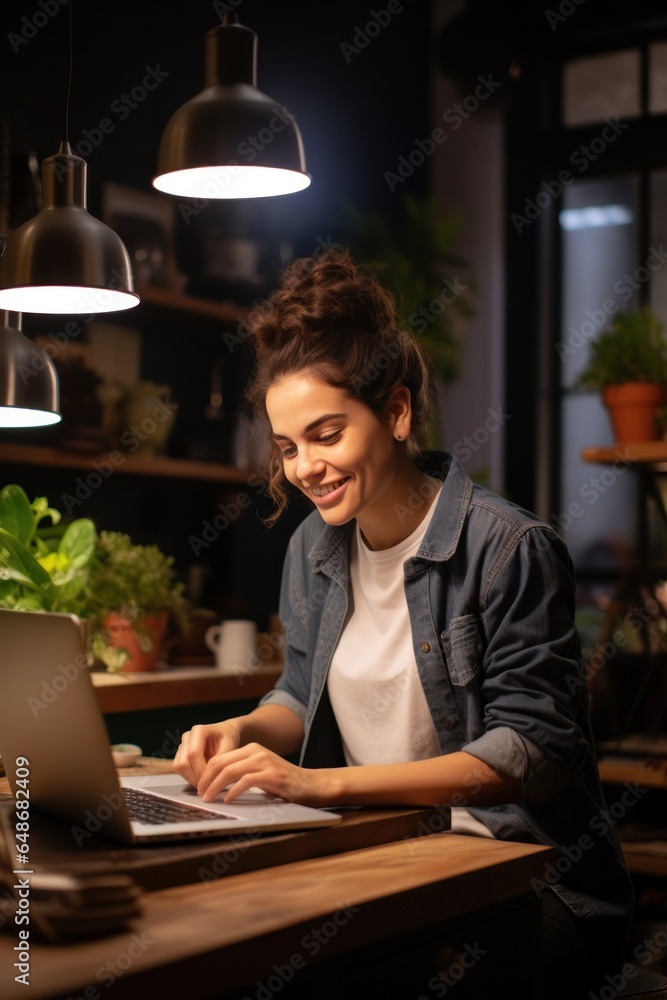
top-left (247, 249), bottom-right (399, 354)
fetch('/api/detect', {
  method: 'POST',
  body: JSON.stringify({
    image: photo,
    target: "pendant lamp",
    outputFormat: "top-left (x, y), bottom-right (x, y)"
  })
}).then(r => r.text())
top-left (0, 142), bottom-right (139, 315)
top-left (153, 13), bottom-right (310, 200)
top-left (0, 311), bottom-right (61, 427)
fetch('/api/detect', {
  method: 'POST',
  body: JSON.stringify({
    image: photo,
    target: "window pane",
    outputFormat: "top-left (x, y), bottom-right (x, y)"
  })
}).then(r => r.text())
top-left (563, 50), bottom-right (641, 126)
top-left (560, 176), bottom-right (640, 389)
top-left (559, 175), bottom-right (640, 569)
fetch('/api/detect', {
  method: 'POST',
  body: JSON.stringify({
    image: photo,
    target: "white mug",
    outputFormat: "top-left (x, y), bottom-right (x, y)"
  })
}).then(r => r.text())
top-left (205, 619), bottom-right (258, 676)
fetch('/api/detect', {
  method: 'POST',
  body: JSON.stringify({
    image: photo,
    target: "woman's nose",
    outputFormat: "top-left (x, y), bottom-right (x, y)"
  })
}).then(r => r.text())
top-left (296, 446), bottom-right (325, 483)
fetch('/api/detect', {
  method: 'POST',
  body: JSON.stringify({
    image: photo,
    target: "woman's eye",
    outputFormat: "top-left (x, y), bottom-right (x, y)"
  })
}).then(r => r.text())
top-left (279, 432), bottom-right (340, 459)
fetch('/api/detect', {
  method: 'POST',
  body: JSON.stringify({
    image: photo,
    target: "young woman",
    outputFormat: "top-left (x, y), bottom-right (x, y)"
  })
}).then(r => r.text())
top-left (174, 249), bottom-right (634, 996)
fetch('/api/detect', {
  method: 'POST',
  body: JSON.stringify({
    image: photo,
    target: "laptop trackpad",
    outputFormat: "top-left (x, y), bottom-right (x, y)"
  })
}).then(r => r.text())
top-left (139, 779), bottom-right (278, 811)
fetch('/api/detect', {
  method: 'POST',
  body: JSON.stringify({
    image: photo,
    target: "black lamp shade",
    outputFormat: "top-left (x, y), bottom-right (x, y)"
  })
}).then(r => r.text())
top-left (0, 312), bottom-right (61, 427)
top-left (153, 18), bottom-right (310, 199)
top-left (0, 145), bottom-right (139, 315)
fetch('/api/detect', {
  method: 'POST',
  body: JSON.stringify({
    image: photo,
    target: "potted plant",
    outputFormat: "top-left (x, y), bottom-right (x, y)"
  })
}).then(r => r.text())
top-left (0, 484), bottom-right (96, 623)
top-left (575, 307), bottom-right (667, 442)
top-left (86, 530), bottom-right (190, 672)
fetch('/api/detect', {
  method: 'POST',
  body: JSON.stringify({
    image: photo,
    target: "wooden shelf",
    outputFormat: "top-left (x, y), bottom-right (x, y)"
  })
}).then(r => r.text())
top-left (598, 758), bottom-right (667, 789)
top-left (617, 849), bottom-right (667, 877)
top-left (599, 757), bottom-right (667, 877)
top-left (134, 284), bottom-right (248, 327)
top-left (19, 287), bottom-right (248, 336)
top-left (581, 443), bottom-right (667, 466)
top-left (0, 442), bottom-right (257, 483)
top-left (6, 291), bottom-right (253, 482)
top-left (91, 666), bottom-right (282, 714)
top-left (582, 457), bottom-right (667, 879)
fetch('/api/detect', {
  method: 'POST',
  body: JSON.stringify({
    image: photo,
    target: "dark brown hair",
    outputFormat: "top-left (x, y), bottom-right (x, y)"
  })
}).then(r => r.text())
top-left (244, 248), bottom-right (437, 524)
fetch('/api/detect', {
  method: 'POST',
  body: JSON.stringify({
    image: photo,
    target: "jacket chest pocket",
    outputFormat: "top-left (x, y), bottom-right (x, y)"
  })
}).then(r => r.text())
top-left (441, 614), bottom-right (485, 686)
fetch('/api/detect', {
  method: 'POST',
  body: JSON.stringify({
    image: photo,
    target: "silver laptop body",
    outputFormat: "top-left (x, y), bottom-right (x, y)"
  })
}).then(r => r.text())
top-left (0, 609), bottom-right (341, 844)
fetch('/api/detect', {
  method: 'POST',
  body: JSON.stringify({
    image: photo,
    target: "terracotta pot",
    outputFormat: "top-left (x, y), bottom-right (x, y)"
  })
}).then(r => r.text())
top-left (102, 611), bottom-right (168, 672)
top-left (602, 382), bottom-right (667, 443)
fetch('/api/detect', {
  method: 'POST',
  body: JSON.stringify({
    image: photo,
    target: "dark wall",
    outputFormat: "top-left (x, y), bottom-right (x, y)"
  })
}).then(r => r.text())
top-left (0, 0), bottom-right (433, 252)
top-left (0, 1), bottom-right (434, 623)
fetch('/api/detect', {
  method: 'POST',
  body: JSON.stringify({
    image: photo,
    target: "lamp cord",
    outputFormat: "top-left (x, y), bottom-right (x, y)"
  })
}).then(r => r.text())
top-left (65, 0), bottom-right (73, 145)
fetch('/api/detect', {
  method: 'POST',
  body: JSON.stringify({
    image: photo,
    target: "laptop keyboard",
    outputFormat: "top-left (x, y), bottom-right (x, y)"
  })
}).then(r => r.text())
top-left (123, 786), bottom-right (237, 825)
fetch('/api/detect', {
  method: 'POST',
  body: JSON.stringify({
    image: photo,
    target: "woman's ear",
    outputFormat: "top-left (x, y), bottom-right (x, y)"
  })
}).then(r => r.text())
top-left (385, 385), bottom-right (412, 440)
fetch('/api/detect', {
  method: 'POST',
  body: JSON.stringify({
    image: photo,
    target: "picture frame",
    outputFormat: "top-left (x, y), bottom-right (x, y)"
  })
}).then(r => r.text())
top-left (102, 182), bottom-right (181, 289)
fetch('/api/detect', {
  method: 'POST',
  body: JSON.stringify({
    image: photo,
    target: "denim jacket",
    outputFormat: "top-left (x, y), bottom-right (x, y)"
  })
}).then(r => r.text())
top-left (260, 451), bottom-right (634, 940)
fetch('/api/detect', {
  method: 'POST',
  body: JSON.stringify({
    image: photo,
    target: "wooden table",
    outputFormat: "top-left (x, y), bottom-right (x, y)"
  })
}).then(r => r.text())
top-left (0, 829), bottom-right (551, 998)
top-left (0, 763), bottom-right (553, 999)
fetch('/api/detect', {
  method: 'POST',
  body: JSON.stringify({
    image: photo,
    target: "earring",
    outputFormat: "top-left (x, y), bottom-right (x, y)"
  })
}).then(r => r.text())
top-left (395, 434), bottom-right (402, 441)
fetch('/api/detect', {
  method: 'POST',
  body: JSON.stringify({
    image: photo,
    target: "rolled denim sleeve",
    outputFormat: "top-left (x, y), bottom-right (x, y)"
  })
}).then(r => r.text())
top-left (465, 525), bottom-right (588, 801)
top-left (258, 529), bottom-right (311, 723)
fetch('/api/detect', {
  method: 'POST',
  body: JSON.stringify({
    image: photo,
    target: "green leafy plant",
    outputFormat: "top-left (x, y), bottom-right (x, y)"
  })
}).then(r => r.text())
top-left (86, 531), bottom-right (190, 670)
top-left (341, 194), bottom-right (476, 382)
top-left (0, 485), bottom-right (96, 615)
top-left (575, 307), bottom-right (667, 390)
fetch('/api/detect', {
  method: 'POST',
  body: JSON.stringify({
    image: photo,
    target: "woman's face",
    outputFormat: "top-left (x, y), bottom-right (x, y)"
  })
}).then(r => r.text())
top-left (265, 373), bottom-right (403, 533)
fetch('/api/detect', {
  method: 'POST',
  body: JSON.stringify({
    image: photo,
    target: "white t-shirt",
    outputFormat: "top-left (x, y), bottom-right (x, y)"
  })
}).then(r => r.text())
top-left (327, 487), bottom-right (492, 838)
top-left (328, 496), bottom-right (442, 765)
top-left (327, 502), bottom-right (441, 764)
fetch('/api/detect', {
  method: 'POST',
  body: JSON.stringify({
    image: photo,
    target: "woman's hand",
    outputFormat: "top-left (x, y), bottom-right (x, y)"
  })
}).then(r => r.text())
top-left (173, 721), bottom-right (243, 789)
top-left (173, 705), bottom-right (313, 804)
top-left (195, 743), bottom-right (335, 808)
top-left (173, 720), bottom-right (333, 806)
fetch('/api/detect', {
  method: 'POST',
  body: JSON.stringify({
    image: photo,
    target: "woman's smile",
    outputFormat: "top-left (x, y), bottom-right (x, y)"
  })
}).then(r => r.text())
top-left (307, 477), bottom-right (349, 500)
top-left (306, 477), bottom-right (351, 504)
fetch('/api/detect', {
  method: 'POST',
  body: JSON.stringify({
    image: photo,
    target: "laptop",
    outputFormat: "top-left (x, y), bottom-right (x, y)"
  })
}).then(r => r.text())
top-left (0, 608), bottom-right (341, 844)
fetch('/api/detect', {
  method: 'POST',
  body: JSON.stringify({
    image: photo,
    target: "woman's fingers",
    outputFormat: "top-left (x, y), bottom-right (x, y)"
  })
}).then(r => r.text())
top-left (197, 744), bottom-right (317, 805)
top-left (174, 733), bottom-right (321, 807)
top-left (173, 725), bottom-right (223, 786)
top-left (197, 743), bottom-right (265, 801)
top-left (172, 730), bottom-right (197, 785)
